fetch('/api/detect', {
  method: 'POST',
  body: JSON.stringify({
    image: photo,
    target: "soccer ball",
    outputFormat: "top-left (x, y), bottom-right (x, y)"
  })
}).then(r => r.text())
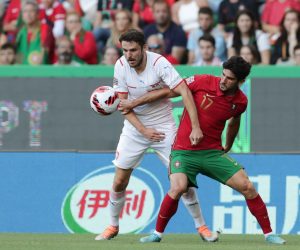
top-left (90, 86), bottom-right (120, 115)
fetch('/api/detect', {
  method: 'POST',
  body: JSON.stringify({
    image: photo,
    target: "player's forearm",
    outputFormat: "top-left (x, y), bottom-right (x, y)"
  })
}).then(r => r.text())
top-left (124, 111), bottom-right (146, 134)
top-left (180, 86), bottom-right (200, 130)
top-left (225, 118), bottom-right (240, 150)
top-left (131, 88), bottom-right (173, 108)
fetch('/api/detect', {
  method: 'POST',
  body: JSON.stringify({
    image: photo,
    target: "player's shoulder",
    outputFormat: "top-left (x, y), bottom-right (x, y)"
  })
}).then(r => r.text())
top-left (147, 51), bottom-right (169, 67)
top-left (115, 55), bottom-right (127, 68)
top-left (186, 74), bottom-right (215, 84)
top-left (236, 89), bottom-right (248, 104)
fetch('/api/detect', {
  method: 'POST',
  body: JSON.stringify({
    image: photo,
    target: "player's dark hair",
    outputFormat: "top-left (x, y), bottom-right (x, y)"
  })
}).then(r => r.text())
top-left (198, 34), bottom-right (215, 48)
top-left (223, 56), bottom-right (252, 81)
top-left (119, 29), bottom-right (146, 48)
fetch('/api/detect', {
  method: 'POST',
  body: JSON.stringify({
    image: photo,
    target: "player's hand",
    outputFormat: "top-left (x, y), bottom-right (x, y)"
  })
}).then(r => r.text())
top-left (189, 127), bottom-right (203, 146)
top-left (118, 99), bottom-right (134, 114)
top-left (119, 99), bottom-right (134, 110)
top-left (141, 128), bottom-right (166, 142)
top-left (118, 107), bottom-right (131, 115)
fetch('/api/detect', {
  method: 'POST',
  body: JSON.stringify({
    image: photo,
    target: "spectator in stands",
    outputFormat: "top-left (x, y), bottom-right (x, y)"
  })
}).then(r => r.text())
top-left (101, 45), bottom-right (122, 65)
top-left (271, 9), bottom-right (300, 64)
top-left (0, 0), bottom-right (7, 19)
top-left (207, 0), bottom-right (222, 13)
top-left (292, 44), bottom-right (300, 65)
top-left (239, 44), bottom-right (260, 65)
top-left (2, 0), bottom-right (22, 43)
top-left (171, 0), bottom-right (209, 33)
top-left (147, 33), bottom-right (179, 64)
top-left (65, 11), bottom-right (98, 64)
top-left (218, 0), bottom-right (260, 39)
top-left (0, 42), bottom-right (16, 65)
top-left (132, 0), bottom-right (174, 29)
top-left (72, 0), bottom-right (97, 31)
top-left (193, 34), bottom-right (222, 66)
top-left (0, 22), bottom-right (8, 47)
top-left (39, 0), bottom-right (66, 38)
top-left (59, 0), bottom-right (75, 11)
top-left (54, 35), bottom-right (80, 65)
top-left (144, 0), bottom-right (187, 64)
top-left (16, 0), bottom-right (54, 65)
top-left (93, 0), bottom-right (134, 53)
top-left (187, 6), bottom-right (226, 64)
top-left (261, 0), bottom-right (300, 36)
top-left (227, 10), bottom-right (270, 64)
top-left (106, 9), bottom-right (133, 49)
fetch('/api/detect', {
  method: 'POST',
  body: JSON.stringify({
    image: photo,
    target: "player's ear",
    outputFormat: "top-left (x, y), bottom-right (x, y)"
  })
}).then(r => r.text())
top-left (239, 79), bottom-right (245, 86)
top-left (143, 44), bottom-right (147, 52)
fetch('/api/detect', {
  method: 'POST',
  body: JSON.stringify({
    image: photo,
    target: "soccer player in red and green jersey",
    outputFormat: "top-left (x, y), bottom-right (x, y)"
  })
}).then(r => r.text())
top-left (119, 56), bottom-right (286, 245)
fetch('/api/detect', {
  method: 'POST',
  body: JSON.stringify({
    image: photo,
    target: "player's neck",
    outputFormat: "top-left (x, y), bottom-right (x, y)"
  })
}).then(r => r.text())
top-left (223, 87), bottom-right (238, 96)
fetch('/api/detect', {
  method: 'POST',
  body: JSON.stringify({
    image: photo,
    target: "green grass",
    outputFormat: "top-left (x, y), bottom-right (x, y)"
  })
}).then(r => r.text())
top-left (0, 234), bottom-right (298, 250)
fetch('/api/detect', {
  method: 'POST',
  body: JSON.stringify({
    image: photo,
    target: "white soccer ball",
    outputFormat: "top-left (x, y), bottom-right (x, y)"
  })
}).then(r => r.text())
top-left (90, 86), bottom-right (120, 115)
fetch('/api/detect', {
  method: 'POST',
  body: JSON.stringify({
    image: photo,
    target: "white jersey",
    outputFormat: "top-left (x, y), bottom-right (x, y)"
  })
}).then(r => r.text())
top-left (113, 51), bottom-right (183, 127)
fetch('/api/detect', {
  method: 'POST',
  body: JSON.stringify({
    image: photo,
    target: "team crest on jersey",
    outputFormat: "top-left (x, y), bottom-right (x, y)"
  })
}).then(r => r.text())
top-left (174, 161), bottom-right (181, 168)
top-left (232, 104), bottom-right (236, 110)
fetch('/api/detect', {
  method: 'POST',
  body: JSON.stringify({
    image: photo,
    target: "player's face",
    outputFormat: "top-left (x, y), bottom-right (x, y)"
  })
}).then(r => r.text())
top-left (121, 41), bottom-right (145, 68)
top-left (219, 69), bottom-right (240, 94)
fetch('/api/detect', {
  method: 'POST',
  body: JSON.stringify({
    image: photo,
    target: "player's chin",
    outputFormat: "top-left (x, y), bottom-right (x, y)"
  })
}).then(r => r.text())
top-left (219, 84), bottom-right (227, 91)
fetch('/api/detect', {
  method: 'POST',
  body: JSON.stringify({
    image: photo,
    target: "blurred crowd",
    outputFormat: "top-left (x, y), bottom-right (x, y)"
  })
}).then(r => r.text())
top-left (0, 0), bottom-right (300, 66)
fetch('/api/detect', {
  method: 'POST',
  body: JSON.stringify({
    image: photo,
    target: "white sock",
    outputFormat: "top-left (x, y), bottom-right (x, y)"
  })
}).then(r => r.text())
top-left (264, 232), bottom-right (273, 238)
top-left (181, 187), bottom-right (205, 229)
top-left (109, 190), bottom-right (126, 227)
top-left (154, 230), bottom-right (162, 238)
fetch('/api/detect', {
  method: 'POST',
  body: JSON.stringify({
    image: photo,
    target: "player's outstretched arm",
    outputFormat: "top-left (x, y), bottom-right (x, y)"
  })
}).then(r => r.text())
top-left (118, 87), bottom-right (177, 112)
top-left (172, 81), bottom-right (203, 145)
top-left (224, 116), bottom-right (241, 153)
top-left (118, 93), bottom-right (165, 142)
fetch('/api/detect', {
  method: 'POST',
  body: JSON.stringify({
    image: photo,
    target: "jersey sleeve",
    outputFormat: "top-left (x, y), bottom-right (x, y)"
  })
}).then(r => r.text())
top-left (154, 56), bottom-right (183, 89)
top-left (113, 59), bottom-right (128, 93)
top-left (234, 92), bottom-right (248, 118)
top-left (185, 74), bottom-right (208, 93)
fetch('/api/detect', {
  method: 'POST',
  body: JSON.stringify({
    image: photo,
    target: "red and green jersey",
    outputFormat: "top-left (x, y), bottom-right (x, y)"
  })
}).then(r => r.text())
top-left (172, 74), bottom-right (248, 151)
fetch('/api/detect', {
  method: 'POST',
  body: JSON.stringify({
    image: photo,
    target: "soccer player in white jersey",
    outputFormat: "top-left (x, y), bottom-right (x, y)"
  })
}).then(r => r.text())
top-left (95, 29), bottom-right (219, 242)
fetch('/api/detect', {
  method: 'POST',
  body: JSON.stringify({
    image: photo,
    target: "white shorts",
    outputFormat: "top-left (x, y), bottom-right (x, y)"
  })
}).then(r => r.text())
top-left (112, 122), bottom-right (177, 169)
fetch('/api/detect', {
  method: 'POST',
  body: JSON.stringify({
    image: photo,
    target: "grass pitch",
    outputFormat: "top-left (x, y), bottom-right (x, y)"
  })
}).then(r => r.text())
top-left (0, 233), bottom-right (298, 250)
